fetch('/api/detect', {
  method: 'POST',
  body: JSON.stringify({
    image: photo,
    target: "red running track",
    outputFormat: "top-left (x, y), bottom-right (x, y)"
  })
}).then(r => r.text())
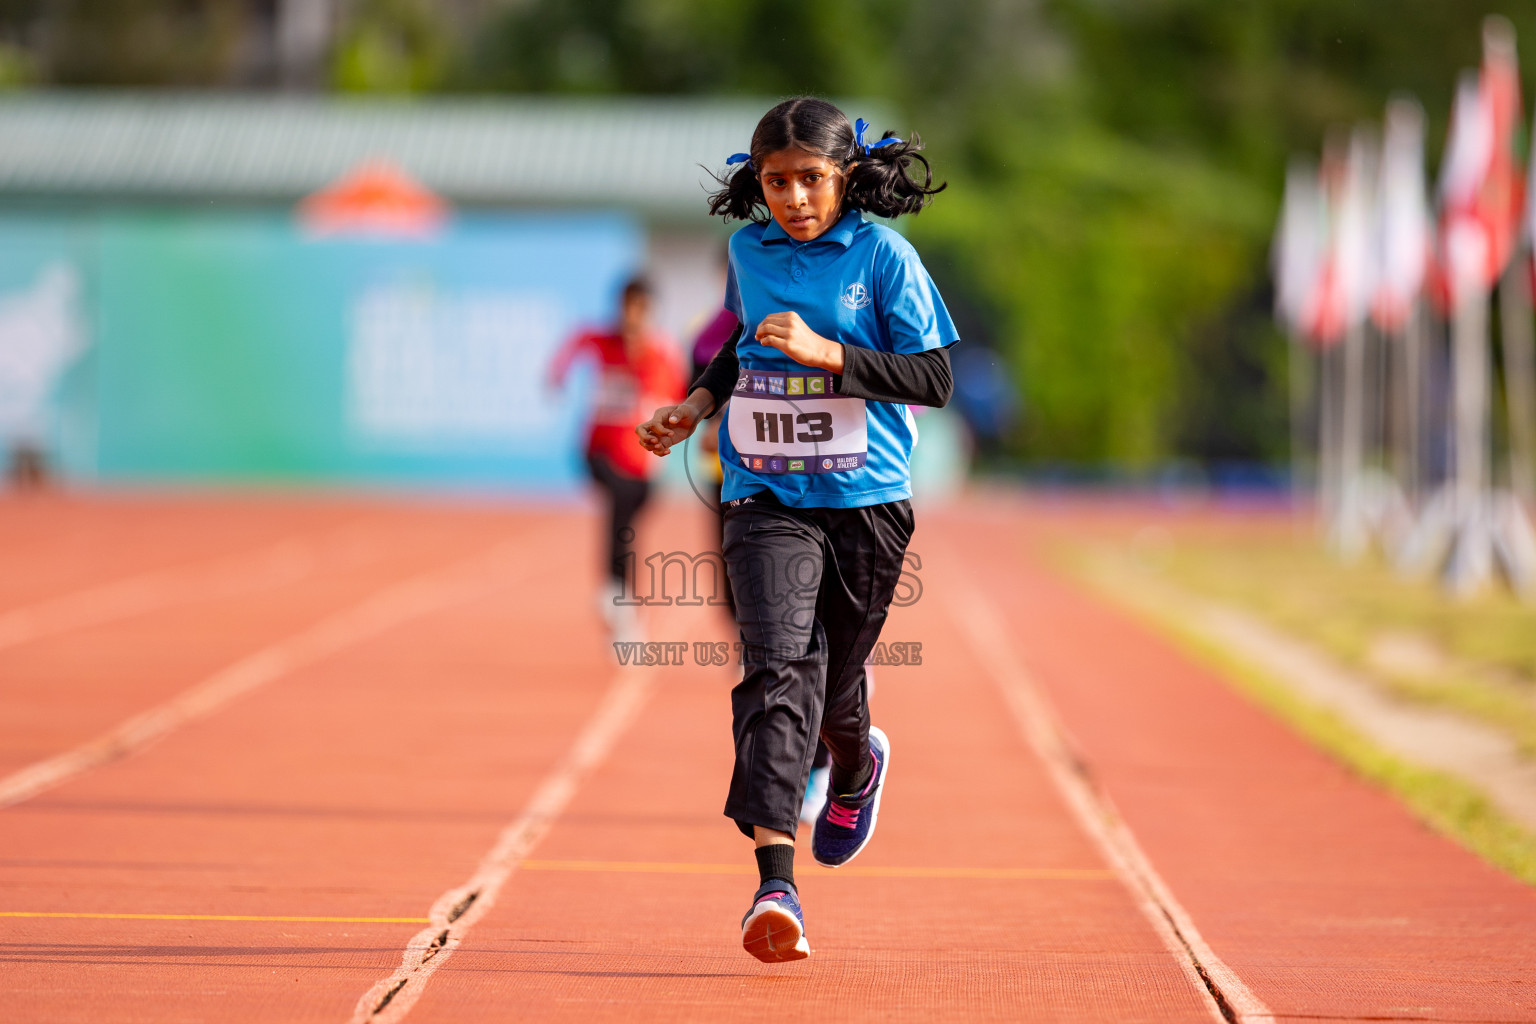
top-left (0, 493), bottom-right (1531, 1023)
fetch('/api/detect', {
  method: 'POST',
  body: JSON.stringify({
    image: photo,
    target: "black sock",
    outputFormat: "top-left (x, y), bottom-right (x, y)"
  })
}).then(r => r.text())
top-left (754, 843), bottom-right (796, 889)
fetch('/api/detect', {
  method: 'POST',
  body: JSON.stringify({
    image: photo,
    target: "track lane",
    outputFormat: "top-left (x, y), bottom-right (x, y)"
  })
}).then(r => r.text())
top-left (946, 499), bottom-right (1536, 1022)
top-left (0, 495), bottom-right (367, 611)
top-left (0, 520), bottom-right (386, 654)
top-left (0, 533), bottom-right (551, 808)
top-left (0, 505), bottom-right (620, 1023)
top-left (0, 507), bottom-right (536, 781)
top-left (11, 494), bottom-right (1532, 1022)
top-left (350, 665), bottom-right (654, 1024)
top-left (938, 549), bottom-right (1253, 1022)
top-left (399, 504), bottom-right (1220, 1023)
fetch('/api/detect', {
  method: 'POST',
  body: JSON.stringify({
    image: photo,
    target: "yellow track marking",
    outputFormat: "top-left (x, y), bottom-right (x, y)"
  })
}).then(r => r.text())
top-left (517, 859), bottom-right (1113, 880)
top-left (0, 911), bottom-right (427, 923)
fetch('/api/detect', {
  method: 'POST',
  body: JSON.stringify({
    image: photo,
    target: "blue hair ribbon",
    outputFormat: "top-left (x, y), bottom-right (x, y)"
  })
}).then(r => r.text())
top-left (854, 118), bottom-right (903, 156)
top-left (726, 152), bottom-right (753, 172)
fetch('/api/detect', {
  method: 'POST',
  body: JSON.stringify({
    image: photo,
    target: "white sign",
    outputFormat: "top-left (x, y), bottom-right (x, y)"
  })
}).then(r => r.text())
top-left (0, 264), bottom-right (86, 441)
top-left (348, 282), bottom-right (563, 445)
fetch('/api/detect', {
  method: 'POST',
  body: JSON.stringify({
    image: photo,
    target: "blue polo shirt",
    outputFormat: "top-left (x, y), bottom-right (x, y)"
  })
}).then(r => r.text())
top-left (719, 207), bottom-right (959, 508)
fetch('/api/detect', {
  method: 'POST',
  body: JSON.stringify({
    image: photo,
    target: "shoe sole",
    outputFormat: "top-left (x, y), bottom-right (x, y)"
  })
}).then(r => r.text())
top-left (741, 902), bottom-right (810, 963)
top-left (812, 725), bottom-right (890, 869)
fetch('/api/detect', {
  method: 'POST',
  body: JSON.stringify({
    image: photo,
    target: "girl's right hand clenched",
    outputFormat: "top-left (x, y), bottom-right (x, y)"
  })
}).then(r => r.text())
top-left (636, 389), bottom-right (714, 456)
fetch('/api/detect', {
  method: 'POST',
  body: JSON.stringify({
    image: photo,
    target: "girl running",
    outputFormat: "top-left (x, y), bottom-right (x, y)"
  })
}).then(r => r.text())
top-left (636, 97), bottom-right (956, 963)
top-left (550, 276), bottom-right (684, 639)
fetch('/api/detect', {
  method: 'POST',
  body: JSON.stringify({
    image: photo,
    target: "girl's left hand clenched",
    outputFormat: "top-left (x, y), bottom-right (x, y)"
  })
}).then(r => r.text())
top-left (755, 312), bottom-right (846, 373)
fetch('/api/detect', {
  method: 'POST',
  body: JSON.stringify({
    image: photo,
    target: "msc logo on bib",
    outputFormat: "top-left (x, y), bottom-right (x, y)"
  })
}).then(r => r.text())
top-left (840, 282), bottom-right (872, 310)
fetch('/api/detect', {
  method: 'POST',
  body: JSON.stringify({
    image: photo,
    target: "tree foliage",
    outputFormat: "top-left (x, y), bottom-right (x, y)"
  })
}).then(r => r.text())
top-left (6, 0), bottom-right (1536, 466)
top-left (454, 0), bottom-right (1536, 467)
top-left (0, 1), bottom-right (246, 85)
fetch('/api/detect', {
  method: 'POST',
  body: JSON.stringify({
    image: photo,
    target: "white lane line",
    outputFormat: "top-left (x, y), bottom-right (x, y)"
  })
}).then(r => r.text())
top-left (944, 553), bottom-right (1274, 1024)
top-left (0, 539), bottom-right (538, 811)
top-left (349, 667), bottom-right (653, 1024)
top-left (0, 522), bottom-right (385, 652)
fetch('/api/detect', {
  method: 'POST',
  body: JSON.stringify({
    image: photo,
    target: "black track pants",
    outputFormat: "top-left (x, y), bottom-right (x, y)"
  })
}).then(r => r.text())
top-left (586, 453), bottom-right (650, 583)
top-left (721, 491), bottom-right (914, 838)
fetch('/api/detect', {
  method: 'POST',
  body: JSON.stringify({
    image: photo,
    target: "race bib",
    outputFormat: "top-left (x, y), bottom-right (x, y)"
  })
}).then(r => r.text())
top-left (591, 367), bottom-right (639, 423)
top-left (728, 370), bottom-right (867, 474)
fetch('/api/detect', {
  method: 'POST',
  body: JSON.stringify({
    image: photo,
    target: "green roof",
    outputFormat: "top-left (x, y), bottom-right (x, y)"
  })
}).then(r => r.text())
top-left (0, 92), bottom-right (897, 214)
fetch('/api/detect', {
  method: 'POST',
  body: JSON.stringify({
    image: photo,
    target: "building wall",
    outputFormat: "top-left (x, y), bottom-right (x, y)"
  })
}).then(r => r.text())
top-left (646, 230), bottom-right (728, 352)
top-left (0, 208), bottom-right (646, 491)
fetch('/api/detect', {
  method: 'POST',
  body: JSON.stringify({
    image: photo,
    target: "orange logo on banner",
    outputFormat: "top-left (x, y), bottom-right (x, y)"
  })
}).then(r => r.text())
top-left (298, 160), bottom-right (448, 238)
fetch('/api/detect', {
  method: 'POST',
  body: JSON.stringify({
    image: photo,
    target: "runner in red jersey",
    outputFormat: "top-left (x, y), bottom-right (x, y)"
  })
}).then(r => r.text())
top-left (549, 277), bottom-right (684, 635)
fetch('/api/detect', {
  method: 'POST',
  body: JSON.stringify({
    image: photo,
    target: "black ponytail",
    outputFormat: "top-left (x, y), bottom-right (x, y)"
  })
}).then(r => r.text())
top-left (845, 131), bottom-right (944, 218)
top-left (707, 161), bottom-right (767, 223)
top-left (706, 96), bottom-right (945, 224)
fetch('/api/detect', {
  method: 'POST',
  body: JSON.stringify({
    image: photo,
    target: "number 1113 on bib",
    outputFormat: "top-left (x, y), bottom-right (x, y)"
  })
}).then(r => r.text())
top-left (751, 410), bottom-right (833, 444)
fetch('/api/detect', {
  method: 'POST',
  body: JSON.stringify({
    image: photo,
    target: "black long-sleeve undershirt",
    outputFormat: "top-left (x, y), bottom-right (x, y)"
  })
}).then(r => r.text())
top-left (689, 324), bottom-right (954, 418)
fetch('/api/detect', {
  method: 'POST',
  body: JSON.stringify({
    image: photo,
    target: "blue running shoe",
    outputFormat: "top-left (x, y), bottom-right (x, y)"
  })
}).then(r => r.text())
top-left (812, 725), bottom-right (890, 868)
top-left (741, 880), bottom-right (810, 963)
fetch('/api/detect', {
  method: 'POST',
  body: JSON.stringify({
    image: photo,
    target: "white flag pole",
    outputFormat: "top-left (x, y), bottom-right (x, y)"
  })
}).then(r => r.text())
top-left (1401, 299), bottom-right (1426, 502)
top-left (1477, 14), bottom-right (1536, 597)
top-left (1318, 340), bottom-right (1341, 528)
top-left (1327, 128), bottom-right (1378, 559)
top-left (1288, 335), bottom-right (1314, 526)
top-left (1434, 34), bottom-right (1516, 596)
top-left (1373, 97), bottom-right (1431, 549)
top-left (1275, 159), bottom-right (1324, 524)
top-left (1494, 255), bottom-right (1536, 598)
top-left (1444, 226), bottom-right (1495, 595)
top-left (1334, 317), bottom-right (1369, 560)
top-left (1498, 258), bottom-right (1536, 501)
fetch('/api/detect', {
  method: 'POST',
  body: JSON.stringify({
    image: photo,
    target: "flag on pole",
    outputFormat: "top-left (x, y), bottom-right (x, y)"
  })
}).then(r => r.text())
top-left (1306, 130), bottom-right (1377, 347)
top-left (1437, 18), bottom-right (1525, 309)
top-left (1274, 158), bottom-right (1325, 338)
top-left (1373, 99), bottom-right (1431, 333)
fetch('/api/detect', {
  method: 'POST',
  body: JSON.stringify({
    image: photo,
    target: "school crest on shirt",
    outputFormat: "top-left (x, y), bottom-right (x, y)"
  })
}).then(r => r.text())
top-left (840, 281), bottom-right (872, 311)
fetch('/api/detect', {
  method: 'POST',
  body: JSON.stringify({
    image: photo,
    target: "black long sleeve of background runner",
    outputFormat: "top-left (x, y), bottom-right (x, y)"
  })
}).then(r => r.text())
top-left (690, 324), bottom-right (743, 416)
top-left (689, 325), bottom-right (954, 415)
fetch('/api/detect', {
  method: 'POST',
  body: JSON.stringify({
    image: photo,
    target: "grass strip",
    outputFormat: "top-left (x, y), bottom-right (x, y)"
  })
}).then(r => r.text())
top-left (1065, 549), bottom-right (1536, 888)
top-left (1148, 535), bottom-right (1536, 758)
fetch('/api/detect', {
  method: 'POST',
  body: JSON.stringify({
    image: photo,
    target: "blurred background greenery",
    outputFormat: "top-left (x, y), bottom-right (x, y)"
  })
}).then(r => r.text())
top-left (4, 0), bottom-right (1532, 474)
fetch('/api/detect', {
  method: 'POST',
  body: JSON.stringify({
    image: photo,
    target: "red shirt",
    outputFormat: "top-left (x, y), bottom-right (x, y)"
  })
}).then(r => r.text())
top-left (549, 329), bottom-right (684, 479)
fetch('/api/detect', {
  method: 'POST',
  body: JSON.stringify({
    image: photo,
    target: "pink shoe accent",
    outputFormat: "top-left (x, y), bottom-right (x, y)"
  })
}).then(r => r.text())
top-left (856, 747), bottom-right (882, 798)
top-left (825, 801), bottom-right (860, 829)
